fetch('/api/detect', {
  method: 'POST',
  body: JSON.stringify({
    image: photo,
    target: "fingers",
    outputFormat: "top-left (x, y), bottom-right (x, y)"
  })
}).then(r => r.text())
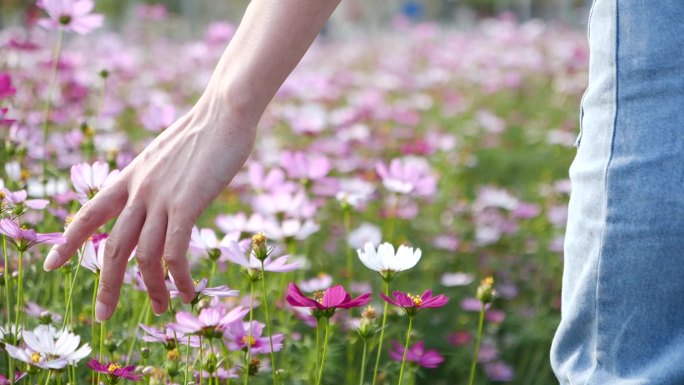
top-left (164, 214), bottom-right (195, 304)
top-left (44, 184), bottom-right (126, 271)
top-left (135, 212), bottom-right (169, 315)
top-left (96, 207), bottom-right (145, 322)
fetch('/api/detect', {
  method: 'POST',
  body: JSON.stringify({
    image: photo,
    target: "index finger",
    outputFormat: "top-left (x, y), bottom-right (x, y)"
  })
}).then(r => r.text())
top-left (44, 184), bottom-right (127, 271)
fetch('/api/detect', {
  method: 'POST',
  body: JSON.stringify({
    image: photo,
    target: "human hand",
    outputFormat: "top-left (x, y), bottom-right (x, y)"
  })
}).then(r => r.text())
top-left (43, 95), bottom-right (257, 322)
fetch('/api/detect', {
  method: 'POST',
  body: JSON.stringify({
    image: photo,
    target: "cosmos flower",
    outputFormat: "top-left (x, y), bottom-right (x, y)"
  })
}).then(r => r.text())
top-left (298, 273), bottom-right (333, 293)
top-left (376, 157), bottom-right (436, 196)
top-left (0, 73), bottom-right (17, 100)
top-left (286, 282), bottom-right (371, 318)
top-left (0, 108), bottom-right (14, 127)
top-left (139, 324), bottom-right (200, 349)
top-left (36, 0), bottom-right (104, 34)
top-left (0, 372), bottom-right (26, 385)
top-left (380, 290), bottom-right (449, 316)
top-left (70, 161), bottom-right (120, 203)
top-left (171, 306), bottom-right (249, 339)
top-left (81, 235), bottom-right (134, 274)
top-left (188, 226), bottom-right (238, 260)
top-left (280, 151), bottom-right (331, 181)
top-left (224, 321), bottom-right (284, 354)
top-left (1, 189), bottom-right (49, 211)
top-left (87, 358), bottom-right (143, 382)
top-left (388, 340), bottom-right (445, 369)
top-left (168, 277), bottom-right (239, 301)
top-left (0, 219), bottom-right (65, 252)
top-left (4, 327), bottom-right (91, 369)
top-left (356, 242), bottom-right (421, 281)
top-left (221, 240), bottom-right (299, 273)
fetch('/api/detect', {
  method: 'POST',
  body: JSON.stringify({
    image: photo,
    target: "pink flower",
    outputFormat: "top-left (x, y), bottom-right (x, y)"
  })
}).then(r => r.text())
top-left (139, 103), bottom-right (175, 132)
top-left (221, 240), bottom-right (299, 273)
top-left (388, 340), bottom-right (444, 369)
top-left (0, 219), bottom-right (65, 252)
top-left (0, 372), bottom-right (26, 385)
top-left (1, 189), bottom-right (49, 211)
top-left (168, 277), bottom-right (239, 302)
top-left (286, 282), bottom-right (371, 318)
top-left (171, 306), bottom-right (249, 339)
top-left (484, 361), bottom-right (515, 382)
top-left (224, 321), bottom-right (284, 354)
top-left (0, 108), bottom-right (15, 127)
top-left (70, 161), bottom-right (120, 203)
top-left (376, 157), bottom-right (436, 196)
top-left (380, 290), bottom-right (449, 316)
top-left (37, 0), bottom-right (104, 35)
top-left (0, 73), bottom-right (17, 100)
top-left (280, 151), bottom-right (331, 181)
top-left (87, 358), bottom-right (143, 381)
top-left (139, 324), bottom-right (200, 349)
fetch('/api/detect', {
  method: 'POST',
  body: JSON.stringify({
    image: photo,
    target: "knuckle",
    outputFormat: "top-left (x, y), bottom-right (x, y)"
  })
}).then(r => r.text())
top-left (77, 200), bottom-right (98, 224)
top-left (163, 254), bottom-right (183, 268)
top-left (104, 238), bottom-right (123, 260)
top-left (135, 251), bottom-right (156, 269)
top-left (98, 280), bottom-right (118, 300)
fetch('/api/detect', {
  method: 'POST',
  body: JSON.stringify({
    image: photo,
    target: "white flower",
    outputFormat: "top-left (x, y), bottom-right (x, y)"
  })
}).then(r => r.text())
top-left (70, 161), bottom-right (120, 203)
top-left (4, 327), bottom-right (91, 369)
top-left (347, 223), bottom-right (382, 249)
top-left (81, 236), bottom-right (134, 274)
top-left (356, 242), bottom-right (421, 280)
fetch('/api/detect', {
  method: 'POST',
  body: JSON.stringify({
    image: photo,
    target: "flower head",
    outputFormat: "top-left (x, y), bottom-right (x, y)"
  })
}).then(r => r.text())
top-left (376, 157), bottom-right (436, 196)
top-left (168, 277), bottom-right (239, 304)
top-left (0, 219), bottom-right (65, 252)
top-left (139, 324), bottom-right (200, 350)
top-left (70, 161), bottom-right (120, 203)
top-left (221, 239), bottom-right (299, 277)
top-left (286, 282), bottom-right (371, 319)
top-left (388, 340), bottom-right (444, 368)
top-left (171, 306), bottom-right (248, 339)
top-left (0, 73), bottom-right (17, 100)
top-left (357, 242), bottom-right (421, 281)
top-left (380, 290), bottom-right (449, 317)
top-left (4, 327), bottom-right (91, 369)
top-left (37, 0), bottom-right (104, 34)
top-left (224, 321), bottom-right (284, 354)
top-left (87, 358), bottom-right (143, 382)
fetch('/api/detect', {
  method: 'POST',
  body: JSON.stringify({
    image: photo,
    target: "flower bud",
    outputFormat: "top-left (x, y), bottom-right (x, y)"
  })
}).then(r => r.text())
top-left (251, 232), bottom-right (269, 261)
top-left (476, 276), bottom-right (497, 305)
top-left (166, 348), bottom-right (181, 362)
top-left (248, 358), bottom-right (261, 376)
top-left (204, 353), bottom-right (218, 374)
top-left (38, 311), bottom-right (53, 325)
top-left (141, 347), bottom-right (151, 359)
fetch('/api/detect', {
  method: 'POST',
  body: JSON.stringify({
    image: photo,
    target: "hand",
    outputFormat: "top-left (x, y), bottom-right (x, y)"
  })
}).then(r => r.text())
top-left (43, 95), bottom-right (257, 322)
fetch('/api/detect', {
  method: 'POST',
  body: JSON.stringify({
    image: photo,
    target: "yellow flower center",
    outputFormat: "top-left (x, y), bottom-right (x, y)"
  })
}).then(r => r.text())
top-left (241, 335), bottom-right (257, 346)
top-left (193, 279), bottom-right (200, 286)
top-left (107, 363), bottom-right (122, 373)
top-left (251, 232), bottom-right (267, 245)
top-left (483, 276), bottom-right (495, 286)
top-left (31, 352), bottom-right (42, 363)
top-left (409, 294), bottom-right (423, 307)
top-left (313, 291), bottom-right (325, 304)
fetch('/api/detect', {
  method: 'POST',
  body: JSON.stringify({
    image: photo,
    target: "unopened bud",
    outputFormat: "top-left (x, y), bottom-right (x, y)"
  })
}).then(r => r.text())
top-left (248, 358), bottom-right (261, 376)
top-left (166, 348), bottom-right (180, 362)
top-left (38, 311), bottom-right (53, 325)
top-left (361, 305), bottom-right (377, 321)
top-left (476, 276), bottom-right (497, 305)
top-left (141, 347), bottom-right (151, 359)
top-left (204, 353), bottom-right (218, 374)
top-left (251, 232), bottom-right (269, 261)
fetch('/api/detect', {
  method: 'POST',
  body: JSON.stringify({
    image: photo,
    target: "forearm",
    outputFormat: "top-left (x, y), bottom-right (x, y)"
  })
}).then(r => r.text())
top-left (199, 0), bottom-right (341, 124)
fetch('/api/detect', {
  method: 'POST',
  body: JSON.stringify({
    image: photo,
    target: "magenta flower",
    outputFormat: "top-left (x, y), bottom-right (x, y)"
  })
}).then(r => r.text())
top-left (286, 282), bottom-right (371, 318)
top-left (376, 157), bottom-right (436, 197)
top-left (388, 340), bottom-right (445, 369)
top-left (1, 189), bottom-right (50, 211)
top-left (224, 321), bottom-right (284, 354)
top-left (0, 73), bottom-right (16, 100)
top-left (37, 0), bottom-right (104, 34)
top-left (87, 358), bottom-right (143, 382)
top-left (0, 372), bottom-right (26, 385)
top-left (139, 324), bottom-right (200, 349)
top-left (0, 219), bottom-right (65, 252)
top-left (0, 108), bottom-right (15, 127)
top-left (70, 161), bottom-right (120, 203)
top-left (380, 289), bottom-right (449, 316)
top-left (171, 306), bottom-right (249, 339)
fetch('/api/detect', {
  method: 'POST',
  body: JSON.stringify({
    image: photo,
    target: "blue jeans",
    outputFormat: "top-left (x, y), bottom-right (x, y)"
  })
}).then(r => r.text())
top-left (550, 1), bottom-right (684, 384)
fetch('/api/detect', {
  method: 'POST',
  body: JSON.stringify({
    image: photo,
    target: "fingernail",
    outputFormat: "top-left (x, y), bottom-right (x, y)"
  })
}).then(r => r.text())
top-left (43, 248), bottom-right (60, 271)
top-left (95, 300), bottom-right (112, 322)
top-left (151, 300), bottom-right (166, 316)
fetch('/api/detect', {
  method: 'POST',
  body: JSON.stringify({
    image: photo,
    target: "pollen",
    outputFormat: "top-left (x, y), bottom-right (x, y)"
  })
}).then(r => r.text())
top-left (409, 294), bottom-right (423, 307)
top-left (0, 191), bottom-right (5, 201)
top-left (31, 352), bottom-right (42, 363)
top-left (107, 363), bottom-right (122, 373)
top-left (313, 291), bottom-right (325, 304)
top-left (483, 276), bottom-right (494, 286)
top-left (241, 335), bottom-right (257, 346)
top-left (252, 232), bottom-right (267, 245)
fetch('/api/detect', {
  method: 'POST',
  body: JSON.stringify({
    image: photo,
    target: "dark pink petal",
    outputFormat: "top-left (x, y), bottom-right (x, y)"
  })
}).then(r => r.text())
top-left (392, 292), bottom-right (416, 308)
top-left (339, 292), bottom-right (371, 309)
top-left (388, 340), bottom-right (404, 362)
top-left (420, 289), bottom-right (434, 301)
top-left (380, 292), bottom-right (399, 307)
top-left (420, 294), bottom-right (449, 309)
top-left (418, 350), bottom-right (445, 368)
top-left (286, 282), bottom-right (320, 309)
top-left (321, 285), bottom-right (347, 308)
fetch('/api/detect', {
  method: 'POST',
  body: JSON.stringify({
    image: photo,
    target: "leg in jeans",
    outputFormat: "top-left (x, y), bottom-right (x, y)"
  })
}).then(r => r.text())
top-left (551, 1), bottom-right (684, 384)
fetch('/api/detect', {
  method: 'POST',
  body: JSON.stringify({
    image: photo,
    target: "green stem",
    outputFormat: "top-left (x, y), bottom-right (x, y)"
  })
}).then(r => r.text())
top-left (14, 249), bottom-right (24, 331)
top-left (63, 245), bottom-right (85, 329)
top-left (185, 334), bottom-right (192, 385)
top-left (359, 338), bottom-right (368, 385)
top-left (208, 260), bottom-right (217, 287)
top-left (371, 280), bottom-right (390, 385)
top-left (91, 274), bottom-right (99, 385)
top-left (98, 320), bottom-right (106, 385)
top-left (41, 27), bottom-right (64, 178)
top-left (397, 316), bottom-right (413, 385)
top-left (314, 317), bottom-right (321, 383)
top-left (260, 262), bottom-right (278, 385)
top-left (125, 297), bottom-right (150, 365)
top-left (2, 237), bottom-right (14, 385)
top-left (199, 336), bottom-right (204, 385)
top-left (244, 280), bottom-right (255, 385)
top-left (467, 303), bottom-right (486, 385)
top-left (315, 318), bottom-right (330, 385)
top-left (43, 370), bottom-right (52, 385)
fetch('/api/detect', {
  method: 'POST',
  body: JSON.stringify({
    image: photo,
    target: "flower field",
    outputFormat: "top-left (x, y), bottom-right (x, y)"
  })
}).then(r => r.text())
top-left (0, 3), bottom-right (588, 385)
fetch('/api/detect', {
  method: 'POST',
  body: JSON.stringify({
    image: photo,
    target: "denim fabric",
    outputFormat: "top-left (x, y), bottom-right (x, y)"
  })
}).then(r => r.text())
top-left (550, 1), bottom-right (684, 384)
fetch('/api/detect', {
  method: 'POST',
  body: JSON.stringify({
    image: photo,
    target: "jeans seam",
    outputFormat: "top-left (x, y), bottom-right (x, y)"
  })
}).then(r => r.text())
top-left (589, 0), bottom-right (620, 382)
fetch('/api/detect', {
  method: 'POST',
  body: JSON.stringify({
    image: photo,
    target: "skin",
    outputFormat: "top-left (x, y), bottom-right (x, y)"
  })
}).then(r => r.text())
top-left (43, 0), bottom-right (341, 322)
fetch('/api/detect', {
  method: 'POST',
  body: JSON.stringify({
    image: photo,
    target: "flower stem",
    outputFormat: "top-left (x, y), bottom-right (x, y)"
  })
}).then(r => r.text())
top-left (244, 280), bottom-right (255, 385)
top-left (2, 236), bottom-right (15, 385)
top-left (14, 249), bottom-right (24, 330)
top-left (185, 334), bottom-right (192, 385)
top-left (41, 27), bottom-right (64, 178)
top-left (315, 318), bottom-right (331, 385)
top-left (314, 317), bottom-right (321, 383)
top-left (358, 338), bottom-right (368, 385)
top-left (91, 274), bottom-right (99, 385)
top-left (98, 319), bottom-right (106, 385)
top-left (260, 261), bottom-right (278, 385)
top-left (199, 336), bottom-right (204, 385)
top-left (43, 370), bottom-right (52, 385)
top-left (397, 316), bottom-right (413, 385)
top-left (63, 245), bottom-right (85, 329)
top-left (208, 260), bottom-right (217, 287)
top-left (467, 303), bottom-right (486, 385)
top-left (371, 280), bottom-right (390, 385)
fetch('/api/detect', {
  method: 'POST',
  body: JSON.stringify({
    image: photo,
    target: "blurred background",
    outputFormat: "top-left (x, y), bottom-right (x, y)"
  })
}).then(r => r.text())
top-left (1, 0), bottom-right (591, 32)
